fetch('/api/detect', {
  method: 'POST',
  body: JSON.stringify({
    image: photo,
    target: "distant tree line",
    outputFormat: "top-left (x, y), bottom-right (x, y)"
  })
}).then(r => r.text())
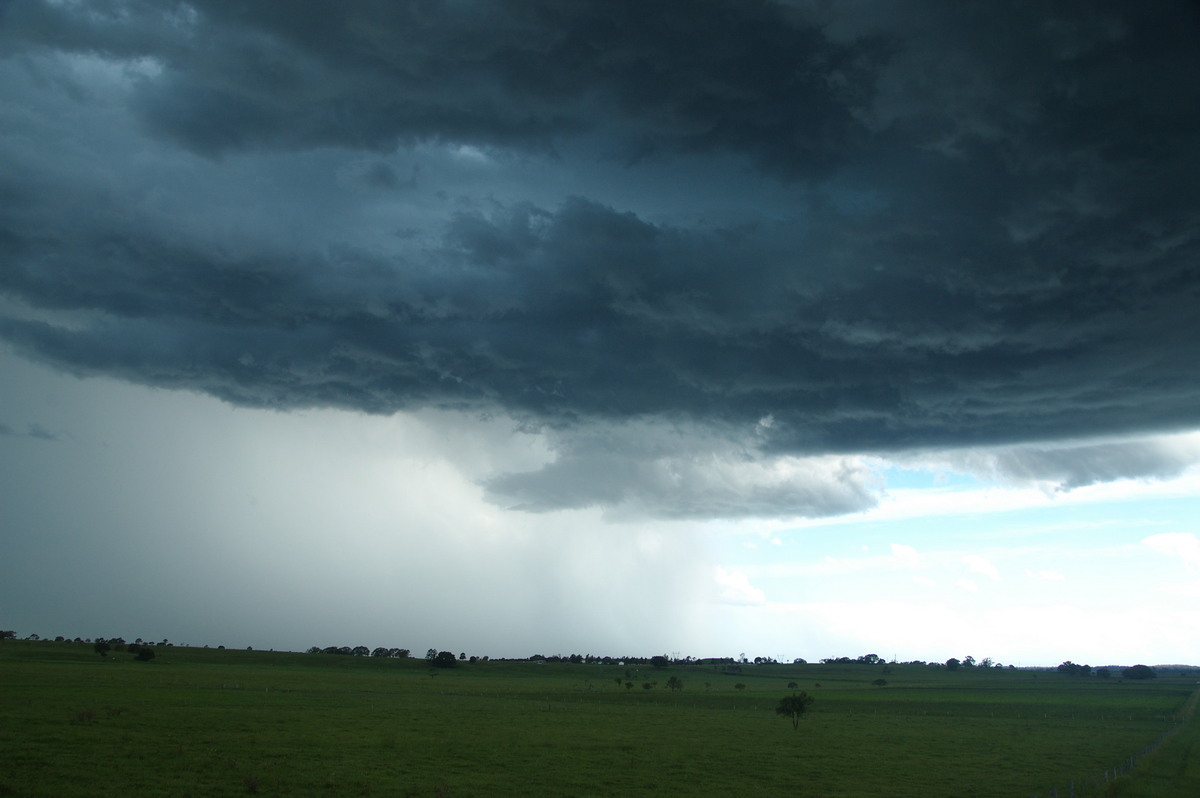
top-left (523, 653), bottom-right (665, 665)
top-left (815, 654), bottom-right (1007, 670)
top-left (0, 633), bottom-right (1177, 680)
top-left (89, 638), bottom-right (156, 661)
top-left (306, 646), bottom-right (411, 658)
top-left (1057, 661), bottom-right (1158, 679)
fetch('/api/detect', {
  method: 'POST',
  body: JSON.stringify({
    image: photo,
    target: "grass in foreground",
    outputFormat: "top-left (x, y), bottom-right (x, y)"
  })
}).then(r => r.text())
top-left (1100, 687), bottom-right (1200, 797)
top-left (0, 641), bottom-right (1194, 797)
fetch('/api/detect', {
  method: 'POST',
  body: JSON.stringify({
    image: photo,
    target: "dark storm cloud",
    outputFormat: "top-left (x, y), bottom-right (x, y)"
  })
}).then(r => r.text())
top-left (5, 0), bottom-right (870, 168)
top-left (2, 0), bottom-right (1200, 517)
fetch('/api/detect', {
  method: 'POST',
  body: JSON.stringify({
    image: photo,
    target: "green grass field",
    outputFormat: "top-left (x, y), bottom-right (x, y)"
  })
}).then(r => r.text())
top-left (1, 641), bottom-right (1195, 797)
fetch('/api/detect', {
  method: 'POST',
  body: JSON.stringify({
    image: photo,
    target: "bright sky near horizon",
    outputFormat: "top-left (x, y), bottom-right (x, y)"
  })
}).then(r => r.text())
top-left (2, 1), bottom-right (1199, 666)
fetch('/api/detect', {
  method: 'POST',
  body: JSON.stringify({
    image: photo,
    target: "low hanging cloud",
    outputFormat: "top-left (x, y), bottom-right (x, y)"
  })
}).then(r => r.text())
top-left (486, 443), bottom-right (878, 520)
top-left (2, 1), bottom-right (1200, 518)
top-left (922, 434), bottom-right (1200, 493)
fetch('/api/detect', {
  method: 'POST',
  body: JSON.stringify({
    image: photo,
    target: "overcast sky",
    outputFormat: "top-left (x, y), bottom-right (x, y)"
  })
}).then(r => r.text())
top-left (3, 0), bottom-right (1199, 665)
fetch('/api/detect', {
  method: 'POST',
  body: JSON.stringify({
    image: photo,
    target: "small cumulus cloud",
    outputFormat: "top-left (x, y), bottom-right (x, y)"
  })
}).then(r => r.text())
top-left (1024, 569), bottom-right (1066, 582)
top-left (714, 567), bottom-right (767, 606)
top-left (890, 543), bottom-right (920, 569)
top-left (955, 578), bottom-right (979, 593)
top-left (962, 555), bottom-right (1000, 581)
top-left (1142, 533), bottom-right (1200, 570)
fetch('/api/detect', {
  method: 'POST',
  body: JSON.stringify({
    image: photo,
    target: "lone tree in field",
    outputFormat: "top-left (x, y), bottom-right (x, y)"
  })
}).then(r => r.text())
top-left (776, 692), bottom-right (814, 730)
top-left (666, 676), bottom-right (683, 692)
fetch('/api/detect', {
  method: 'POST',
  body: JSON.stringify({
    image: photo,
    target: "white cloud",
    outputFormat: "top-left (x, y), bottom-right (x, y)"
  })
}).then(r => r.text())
top-left (891, 543), bottom-right (920, 568)
top-left (1025, 569), bottom-right (1066, 582)
top-left (1142, 533), bottom-right (1200, 571)
top-left (714, 567), bottom-right (767, 606)
top-left (962, 554), bottom-right (1000, 581)
top-left (1159, 580), bottom-right (1200, 599)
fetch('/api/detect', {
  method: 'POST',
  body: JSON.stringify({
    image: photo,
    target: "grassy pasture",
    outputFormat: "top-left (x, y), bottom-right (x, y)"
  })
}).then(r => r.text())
top-left (1, 641), bottom-right (1195, 797)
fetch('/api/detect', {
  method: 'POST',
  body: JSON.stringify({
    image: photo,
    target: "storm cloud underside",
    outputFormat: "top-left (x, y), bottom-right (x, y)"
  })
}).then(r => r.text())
top-left (2, 0), bottom-right (1199, 518)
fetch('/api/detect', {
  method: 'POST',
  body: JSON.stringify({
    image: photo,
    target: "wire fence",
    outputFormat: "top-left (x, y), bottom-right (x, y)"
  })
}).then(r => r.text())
top-left (1030, 688), bottom-right (1199, 797)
